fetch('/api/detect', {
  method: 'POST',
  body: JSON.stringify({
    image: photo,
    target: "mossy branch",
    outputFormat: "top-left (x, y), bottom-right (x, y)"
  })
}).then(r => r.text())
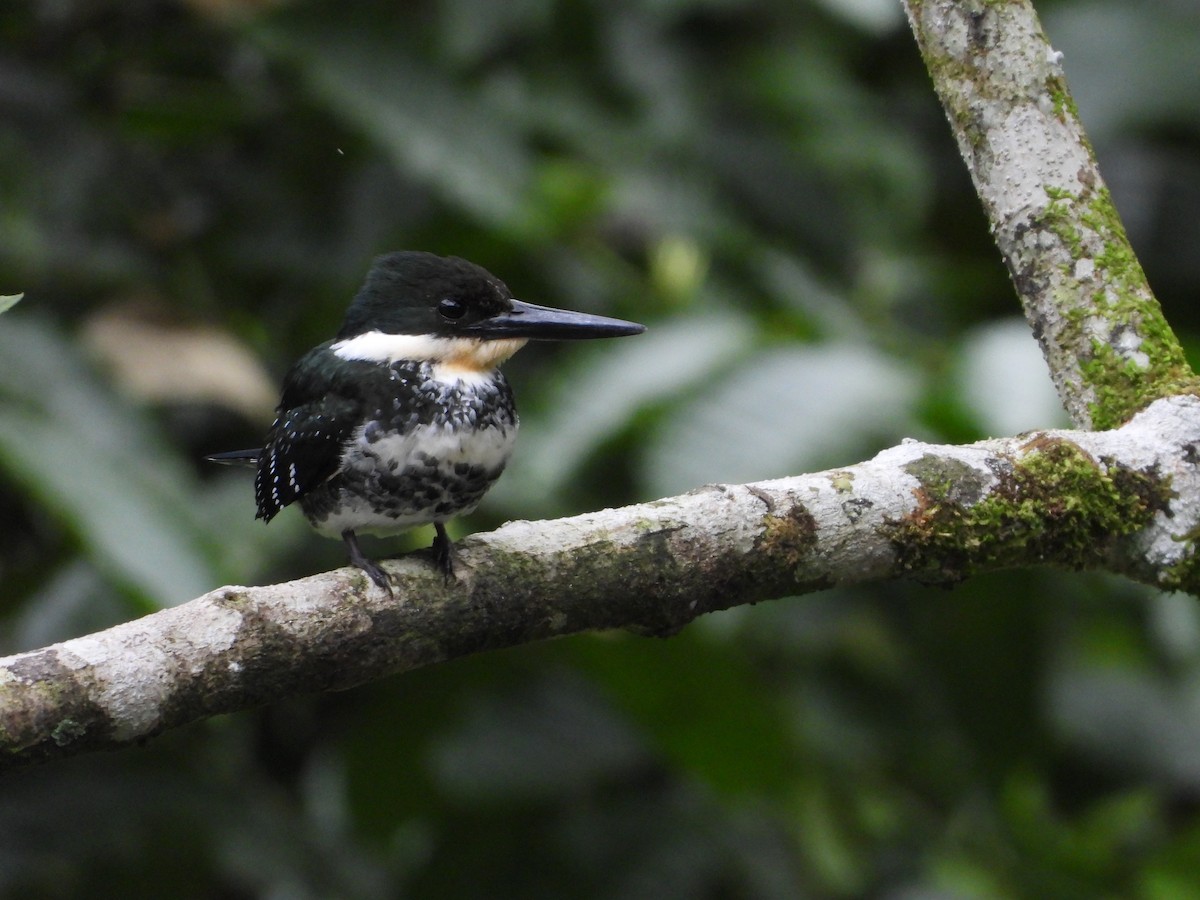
top-left (902, 0), bottom-right (1199, 429)
top-left (2, 397), bottom-right (1199, 771)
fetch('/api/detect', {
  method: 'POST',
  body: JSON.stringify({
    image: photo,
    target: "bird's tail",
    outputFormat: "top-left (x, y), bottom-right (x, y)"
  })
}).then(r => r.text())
top-left (204, 448), bottom-right (262, 467)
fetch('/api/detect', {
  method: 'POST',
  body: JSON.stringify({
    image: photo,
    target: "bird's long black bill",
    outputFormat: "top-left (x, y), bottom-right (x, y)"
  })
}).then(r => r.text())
top-left (463, 299), bottom-right (645, 340)
top-left (205, 448), bottom-right (262, 467)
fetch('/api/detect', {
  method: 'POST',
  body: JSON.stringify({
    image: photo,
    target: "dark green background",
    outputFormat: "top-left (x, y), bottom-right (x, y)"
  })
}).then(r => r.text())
top-left (3, 0), bottom-right (1200, 896)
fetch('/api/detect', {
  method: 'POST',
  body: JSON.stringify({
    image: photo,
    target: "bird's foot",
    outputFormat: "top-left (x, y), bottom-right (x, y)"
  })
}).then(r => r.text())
top-left (342, 529), bottom-right (393, 595)
top-left (432, 522), bottom-right (456, 581)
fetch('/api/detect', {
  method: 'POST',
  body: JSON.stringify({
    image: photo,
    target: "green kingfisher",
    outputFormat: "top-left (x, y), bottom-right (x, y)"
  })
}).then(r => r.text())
top-left (208, 251), bottom-right (644, 591)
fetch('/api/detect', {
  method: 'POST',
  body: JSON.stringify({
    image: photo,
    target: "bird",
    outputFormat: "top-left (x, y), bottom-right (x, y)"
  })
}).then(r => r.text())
top-left (207, 251), bottom-right (645, 592)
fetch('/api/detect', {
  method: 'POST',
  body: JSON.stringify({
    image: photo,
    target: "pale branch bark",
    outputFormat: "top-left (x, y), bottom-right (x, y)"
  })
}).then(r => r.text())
top-left (3, 396), bottom-right (1200, 771)
top-left (902, 0), bottom-right (1199, 430)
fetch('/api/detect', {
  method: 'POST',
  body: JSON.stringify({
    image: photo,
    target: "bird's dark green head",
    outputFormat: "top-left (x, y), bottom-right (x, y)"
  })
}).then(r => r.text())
top-left (337, 251), bottom-right (644, 342)
top-left (337, 252), bottom-right (512, 340)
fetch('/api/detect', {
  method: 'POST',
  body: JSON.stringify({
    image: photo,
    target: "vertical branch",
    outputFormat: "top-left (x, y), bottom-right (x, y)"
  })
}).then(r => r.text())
top-left (902, 0), bottom-right (1196, 430)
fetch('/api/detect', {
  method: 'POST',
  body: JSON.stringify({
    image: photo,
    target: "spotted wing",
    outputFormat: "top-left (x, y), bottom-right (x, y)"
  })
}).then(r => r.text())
top-left (255, 360), bottom-right (362, 523)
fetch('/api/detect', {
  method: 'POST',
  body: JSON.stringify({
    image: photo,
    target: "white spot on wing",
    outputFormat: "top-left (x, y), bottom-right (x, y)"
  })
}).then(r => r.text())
top-left (269, 448), bottom-right (282, 506)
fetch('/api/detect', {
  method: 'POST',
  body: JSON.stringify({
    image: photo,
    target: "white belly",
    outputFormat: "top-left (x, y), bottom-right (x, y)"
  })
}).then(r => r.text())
top-left (308, 422), bottom-right (518, 537)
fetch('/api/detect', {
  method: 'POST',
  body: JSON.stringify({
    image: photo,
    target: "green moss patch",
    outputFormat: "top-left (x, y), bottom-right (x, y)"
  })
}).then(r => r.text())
top-left (892, 438), bottom-right (1171, 583)
top-left (1040, 187), bottom-right (1199, 429)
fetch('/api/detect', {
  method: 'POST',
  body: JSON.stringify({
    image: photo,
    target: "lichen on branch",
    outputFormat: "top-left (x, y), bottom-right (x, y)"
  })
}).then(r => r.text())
top-left (894, 437), bottom-right (1172, 581)
top-left (902, 0), bottom-right (1198, 429)
top-left (2, 396), bottom-right (1199, 772)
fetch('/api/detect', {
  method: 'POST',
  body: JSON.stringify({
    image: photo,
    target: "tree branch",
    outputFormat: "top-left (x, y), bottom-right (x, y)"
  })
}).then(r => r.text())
top-left (3, 396), bottom-right (1199, 771)
top-left (902, 0), bottom-right (1199, 429)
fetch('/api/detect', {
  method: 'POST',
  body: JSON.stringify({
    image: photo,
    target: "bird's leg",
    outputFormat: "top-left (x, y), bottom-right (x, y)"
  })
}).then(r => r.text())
top-left (432, 522), bottom-right (456, 579)
top-left (342, 528), bottom-right (391, 594)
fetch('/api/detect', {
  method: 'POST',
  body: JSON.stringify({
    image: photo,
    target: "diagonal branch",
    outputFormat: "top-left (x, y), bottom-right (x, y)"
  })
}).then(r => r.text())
top-left (902, 0), bottom-right (1198, 429)
top-left (3, 396), bottom-right (1199, 772)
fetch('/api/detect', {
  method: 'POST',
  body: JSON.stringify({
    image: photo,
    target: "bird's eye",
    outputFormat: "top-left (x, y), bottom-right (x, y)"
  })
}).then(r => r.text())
top-left (438, 298), bottom-right (467, 320)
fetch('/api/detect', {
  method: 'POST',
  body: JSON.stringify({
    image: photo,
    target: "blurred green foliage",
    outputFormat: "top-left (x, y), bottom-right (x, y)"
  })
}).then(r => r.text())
top-left (2, 0), bottom-right (1200, 896)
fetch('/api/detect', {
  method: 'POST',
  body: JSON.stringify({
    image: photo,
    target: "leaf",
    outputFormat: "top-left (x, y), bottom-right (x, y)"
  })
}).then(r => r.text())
top-left (1044, 3), bottom-right (1200, 138)
top-left (810, 0), bottom-right (904, 35)
top-left (572, 631), bottom-right (798, 797)
top-left (490, 312), bottom-right (756, 515)
top-left (956, 318), bottom-right (1069, 436)
top-left (0, 294), bottom-right (22, 315)
top-left (0, 409), bottom-right (215, 605)
top-left (643, 343), bottom-right (919, 496)
top-left (428, 674), bottom-right (648, 803)
top-left (253, 15), bottom-right (531, 229)
top-left (0, 317), bottom-right (220, 605)
top-left (1050, 665), bottom-right (1200, 790)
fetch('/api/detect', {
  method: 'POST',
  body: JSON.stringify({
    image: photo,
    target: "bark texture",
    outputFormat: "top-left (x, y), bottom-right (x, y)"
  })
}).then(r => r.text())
top-left (3, 397), bottom-right (1199, 771)
top-left (903, 0), bottom-right (1198, 429)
